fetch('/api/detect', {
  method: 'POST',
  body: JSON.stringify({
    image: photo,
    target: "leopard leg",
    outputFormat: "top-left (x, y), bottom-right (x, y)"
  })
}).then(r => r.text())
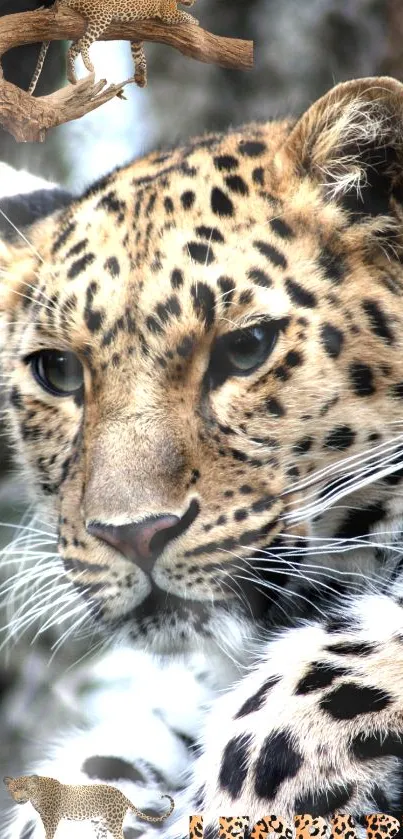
top-left (67, 19), bottom-right (111, 83)
top-left (131, 41), bottom-right (147, 88)
top-left (159, 0), bottom-right (199, 25)
top-left (93, 820), bottom-right (108, 839)
top-left (182, 593), bottom-right (403, 834)
top-left (67, 41), bottom-right (83, 84)
top-left (38, 814), bottom-right (58, 839)
top-left (105, 812), bottom-right (125, 839)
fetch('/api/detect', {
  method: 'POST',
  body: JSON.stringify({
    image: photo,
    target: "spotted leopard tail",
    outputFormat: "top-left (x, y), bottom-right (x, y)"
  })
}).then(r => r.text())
top-left (129, 793), bottom-right (175, 822)
top-left (28, 41), bottom-right (50, 94)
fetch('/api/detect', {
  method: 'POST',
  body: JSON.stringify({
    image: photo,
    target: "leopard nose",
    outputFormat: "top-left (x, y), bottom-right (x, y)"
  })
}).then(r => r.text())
top-left (87, 515), bottom-right (180, 573)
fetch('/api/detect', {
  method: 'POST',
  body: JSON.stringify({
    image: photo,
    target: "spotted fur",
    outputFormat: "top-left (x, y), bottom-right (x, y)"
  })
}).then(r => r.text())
top-left (29, 0), bottom-right (198, 93)
top-left (4, 77), bottom-right (403, 836)
top-left (4, 775), bottom-right (174, 839)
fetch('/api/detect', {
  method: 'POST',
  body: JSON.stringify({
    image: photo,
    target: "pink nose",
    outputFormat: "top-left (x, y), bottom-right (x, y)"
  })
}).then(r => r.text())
top-left (87, 515), bottom-right (180, 572)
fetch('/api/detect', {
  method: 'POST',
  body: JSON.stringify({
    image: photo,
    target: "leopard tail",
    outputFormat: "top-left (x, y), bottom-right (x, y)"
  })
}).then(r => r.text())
top-left (28, 41), bottom-right (50, 95)
top-left (129, 794), bottom-right (175, 822)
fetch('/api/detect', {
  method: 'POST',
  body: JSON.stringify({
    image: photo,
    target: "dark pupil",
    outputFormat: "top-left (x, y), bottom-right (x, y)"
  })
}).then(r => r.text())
top-left (40, 352), bottom-right (83, 393)
top-left (228, 327), bottom-right (266, 369)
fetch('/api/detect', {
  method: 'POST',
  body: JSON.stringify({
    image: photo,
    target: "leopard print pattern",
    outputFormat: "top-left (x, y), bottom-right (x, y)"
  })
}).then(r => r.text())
top-left (28, 0), bottom-right (198, 93)
top-left (364, 815), bottom-right (400, 839)
top-left (3, 76), bottom-right (403, 836)
top-left (4, 775), bottom-right (174, 839)
top-left (190, 813), bottom-right (373, 839)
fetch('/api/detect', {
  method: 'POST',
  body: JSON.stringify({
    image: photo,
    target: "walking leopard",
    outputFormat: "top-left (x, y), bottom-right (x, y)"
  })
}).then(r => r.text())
top-left (3, 76), bottom-right (403, 837)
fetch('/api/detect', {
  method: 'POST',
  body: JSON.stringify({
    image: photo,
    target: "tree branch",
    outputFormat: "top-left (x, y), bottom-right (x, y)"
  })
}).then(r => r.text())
top-left (0, 6), bottom-right (254, 143)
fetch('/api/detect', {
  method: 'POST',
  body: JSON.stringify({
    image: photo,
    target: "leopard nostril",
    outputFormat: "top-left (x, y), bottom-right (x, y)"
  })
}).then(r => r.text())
top-left (87, 515), bottom-right (181, 571)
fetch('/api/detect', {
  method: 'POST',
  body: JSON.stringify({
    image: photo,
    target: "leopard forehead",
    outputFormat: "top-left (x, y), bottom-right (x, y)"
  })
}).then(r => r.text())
top-left (17, 121), bottom-right (349, 368)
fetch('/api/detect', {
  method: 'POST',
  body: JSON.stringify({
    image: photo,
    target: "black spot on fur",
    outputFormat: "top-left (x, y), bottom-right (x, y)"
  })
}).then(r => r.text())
top-left (320, 323), bottom-right (344, 358)
top-left (285, 277), bottom-right (317, 308)
top-left (217, 276), bottom-right (235, 307)
top-left (171, 268), bottom-right (184, 289)
top-left (324, 426), bottom-right (356, 450)
top-left (296, 662), bottom-right (350, 695)
top-left (191, 283), bottom-right (216, 329)
top-left (270, 218), bottom-right (294, 239)
top-left (156, 296), bottom-right (181, 324)
top-left (67, 238), bottom-right (88, 259)
top-left (254, 730), bottom-right (303, 799)
top-left (187, 242), bottom-right (215, 266)
top-left (362, 299), bottom-right (395, 345)
top-left (293, 436), bottom-right (313, 455)
top-left (320, 683), bottom-right (392, 719)
top-left (325, 641), bottom-right (375, 656)
top-left (10, 386), bottom-right (23, 410)
top-left (285, 350), bottom-right (302, 367)
top-left (164, 196), bottom-right (174, 214)
top-left (352, 731), bottom-right (403, 760)
top-left (84, 281), bottom-right (104, 332)
top-left (177, 335), bottom-right (195, 358)
top-left (248, 268), bottom-right (272, 288)
top-left (266, 397), bottom-right (285, 417)
top-left (67, 253), bottom-right (95, 280)
top-left (52, 220), bottom-right (76, 254)
top-left (349, 362), bottom-right (375, 396)
top-left (239, 290), bottom-right (254, 305)
top-left (104, 256), bottom-right (120, 277)
top-left (254, 240), bottom-right (287, 269)
top-left (294, 782), bottom-right (354, 817)
top-left (239, 140), bottom-right (267, 157)
top-left (235, 676), bottom-right (280, 718)
top-left (252, 167), bottom-right (264, 185)
top-left (147, 315), bottom-right (163, 335)
top-left (97, 191), bottom-right (126, 218)
top-left (319, 247), bottom-right (346, 284)
top-left (225, 175), bottom-right (249, 196)
top-left (211, 187), bottom-right (234, 217)
top-left (195, 225), bottom-right (224, 243)
top-left (214, 155), bottom-right (239, 171)
top-left (181, 191), bottom-right (195, 210)
top-left (219, 734), bottom-right (252, 799)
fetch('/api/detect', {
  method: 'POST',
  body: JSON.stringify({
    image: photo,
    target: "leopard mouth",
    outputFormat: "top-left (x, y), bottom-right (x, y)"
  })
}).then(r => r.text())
top-left (93, 540), bottom-right (290, 646)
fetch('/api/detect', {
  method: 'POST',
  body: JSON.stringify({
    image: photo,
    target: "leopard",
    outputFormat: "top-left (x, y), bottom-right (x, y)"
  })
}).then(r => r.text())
top-left (3, 774), bottom-right (174, 839)
top-left (4, 75), bottom-right (403, 839)
top-left (28, 0), bottom-right (198, 94)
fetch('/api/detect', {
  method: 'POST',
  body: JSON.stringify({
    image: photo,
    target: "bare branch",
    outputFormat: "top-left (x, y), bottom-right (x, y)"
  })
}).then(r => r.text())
top-left (0, 6), bottom-right (254, 142)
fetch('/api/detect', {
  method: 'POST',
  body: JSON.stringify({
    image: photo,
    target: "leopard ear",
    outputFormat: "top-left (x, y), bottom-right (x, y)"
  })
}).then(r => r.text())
top-left (3, 777), bottom-right (13, 785)
top-left (279, 76), bottom-right (403, 222)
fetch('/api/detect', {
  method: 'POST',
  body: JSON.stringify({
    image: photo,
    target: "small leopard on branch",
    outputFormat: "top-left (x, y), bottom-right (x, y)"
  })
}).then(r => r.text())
top-left (29, 0), bottom-right (199, 94)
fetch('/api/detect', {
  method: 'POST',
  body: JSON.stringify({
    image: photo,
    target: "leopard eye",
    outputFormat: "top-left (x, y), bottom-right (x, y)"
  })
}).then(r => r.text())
top-left (29, 350), bottom-right (84, 397)
top-left (226, 325), bottom-right (275, 372)
top-left (208, 319), bottom-right (286, 390)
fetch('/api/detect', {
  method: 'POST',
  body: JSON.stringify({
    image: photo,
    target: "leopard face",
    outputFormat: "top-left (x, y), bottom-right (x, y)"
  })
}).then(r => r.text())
top-left (2, 77), bottom-right (403, 656)
top-left (3, 776), bottom-right (37, 804)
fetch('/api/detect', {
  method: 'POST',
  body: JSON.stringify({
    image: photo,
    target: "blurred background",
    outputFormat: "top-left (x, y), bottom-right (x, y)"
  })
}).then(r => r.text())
top-left (0, 0), bottom-right (403, 819)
